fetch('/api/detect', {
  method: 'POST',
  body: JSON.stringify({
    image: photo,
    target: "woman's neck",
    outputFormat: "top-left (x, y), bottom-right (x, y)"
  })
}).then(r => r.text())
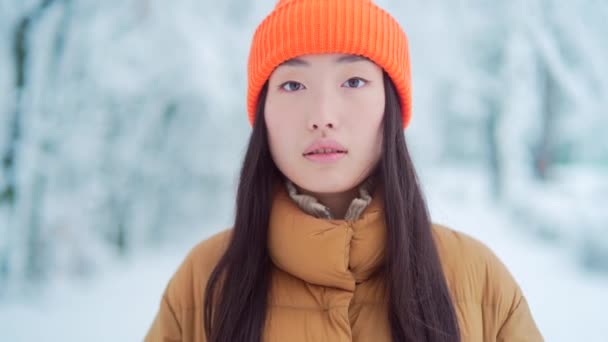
top-left (298, 186), bottom-right (360, 220)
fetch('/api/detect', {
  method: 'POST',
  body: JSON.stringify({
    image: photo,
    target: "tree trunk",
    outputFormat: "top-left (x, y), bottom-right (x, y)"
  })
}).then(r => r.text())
top-left (533, 59), bottom-right (557, 181)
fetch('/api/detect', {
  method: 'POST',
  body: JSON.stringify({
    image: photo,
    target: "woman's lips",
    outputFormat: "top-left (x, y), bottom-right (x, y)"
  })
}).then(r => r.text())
top-left (303, 151), bottom-right (347, 164)
top-left (303, 138), bottom-right (348, 164)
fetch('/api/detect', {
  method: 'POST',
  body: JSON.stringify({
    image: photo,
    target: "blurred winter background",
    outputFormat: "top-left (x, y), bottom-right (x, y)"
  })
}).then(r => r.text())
top-left (0, 0), bottom-right (606, 341)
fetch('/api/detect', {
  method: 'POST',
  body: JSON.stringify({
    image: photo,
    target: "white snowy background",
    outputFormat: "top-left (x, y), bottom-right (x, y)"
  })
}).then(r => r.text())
top-left (0, 0), bottom-right (606, 341)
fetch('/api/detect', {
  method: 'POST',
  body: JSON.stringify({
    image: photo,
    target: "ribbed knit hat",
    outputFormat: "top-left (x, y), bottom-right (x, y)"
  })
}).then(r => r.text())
top-left (247, 0), bottom-right (412, 129)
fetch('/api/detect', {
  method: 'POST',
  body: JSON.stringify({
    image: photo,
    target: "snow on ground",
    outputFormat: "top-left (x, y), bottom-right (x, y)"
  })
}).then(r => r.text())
top-left (0, 238), bottom-right (199, 342)
top-left (1, 167), bottom-right (607, 342)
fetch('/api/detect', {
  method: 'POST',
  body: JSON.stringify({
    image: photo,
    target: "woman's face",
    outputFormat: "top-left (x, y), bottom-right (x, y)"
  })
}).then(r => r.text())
top-left (265, 53), bottom-right (385, 194)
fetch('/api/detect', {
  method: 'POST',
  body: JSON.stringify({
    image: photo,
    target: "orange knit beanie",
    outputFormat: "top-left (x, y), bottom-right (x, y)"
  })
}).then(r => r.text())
top-left (247, 0), bottom-right (412, 129)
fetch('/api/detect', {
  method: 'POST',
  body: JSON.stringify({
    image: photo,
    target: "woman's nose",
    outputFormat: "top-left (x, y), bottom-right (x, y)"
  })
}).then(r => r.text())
top-left (307, 93), bottom-right (339, 131)
top-left (310, 122), bottom-right (334, 130)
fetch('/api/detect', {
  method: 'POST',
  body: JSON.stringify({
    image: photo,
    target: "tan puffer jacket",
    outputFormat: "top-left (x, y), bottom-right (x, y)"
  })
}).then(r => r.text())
top-left (145, 183), bottom-right (543, 341)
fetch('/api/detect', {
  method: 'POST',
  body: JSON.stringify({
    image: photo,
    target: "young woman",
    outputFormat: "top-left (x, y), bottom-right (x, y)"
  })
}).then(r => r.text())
top-left (146, 0), bottom-right (543, 341)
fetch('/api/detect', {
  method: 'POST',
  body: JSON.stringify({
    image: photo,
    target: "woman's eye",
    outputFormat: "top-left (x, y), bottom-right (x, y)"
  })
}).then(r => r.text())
top-left (280, 81), bottom-right (305, 92)
top-left (343, 77), bottom-right (367, 88)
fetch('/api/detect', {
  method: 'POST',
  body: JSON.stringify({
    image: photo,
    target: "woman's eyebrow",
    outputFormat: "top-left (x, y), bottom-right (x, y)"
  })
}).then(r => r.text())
top-left (280, 58), bottom-right (309, 67)
top-left (335, 55), bottom-right (369, 64)
top-left (280, 55), bottom-right (369, 67)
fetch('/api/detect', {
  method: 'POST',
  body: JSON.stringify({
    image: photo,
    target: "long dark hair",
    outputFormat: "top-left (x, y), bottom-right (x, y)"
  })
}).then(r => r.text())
top-left (204, 73), bottom-right (461, 341)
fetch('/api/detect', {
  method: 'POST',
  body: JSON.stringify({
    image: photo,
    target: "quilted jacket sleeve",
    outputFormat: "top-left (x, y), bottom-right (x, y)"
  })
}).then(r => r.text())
top-left (145, 291), bottom-right (182, 342)
top-left (496, 290), bottom-right (543, 341)
top-left (143, 229), bottom-right (233, 342)
top-left (484, 244), bottom-right (544, 342)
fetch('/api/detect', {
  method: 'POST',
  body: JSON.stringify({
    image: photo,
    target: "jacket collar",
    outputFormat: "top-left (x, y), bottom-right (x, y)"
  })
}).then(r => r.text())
top-left (268, 181), bottom-right (386, 291)
top-left (284, 177), bottom-right (376, 220)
